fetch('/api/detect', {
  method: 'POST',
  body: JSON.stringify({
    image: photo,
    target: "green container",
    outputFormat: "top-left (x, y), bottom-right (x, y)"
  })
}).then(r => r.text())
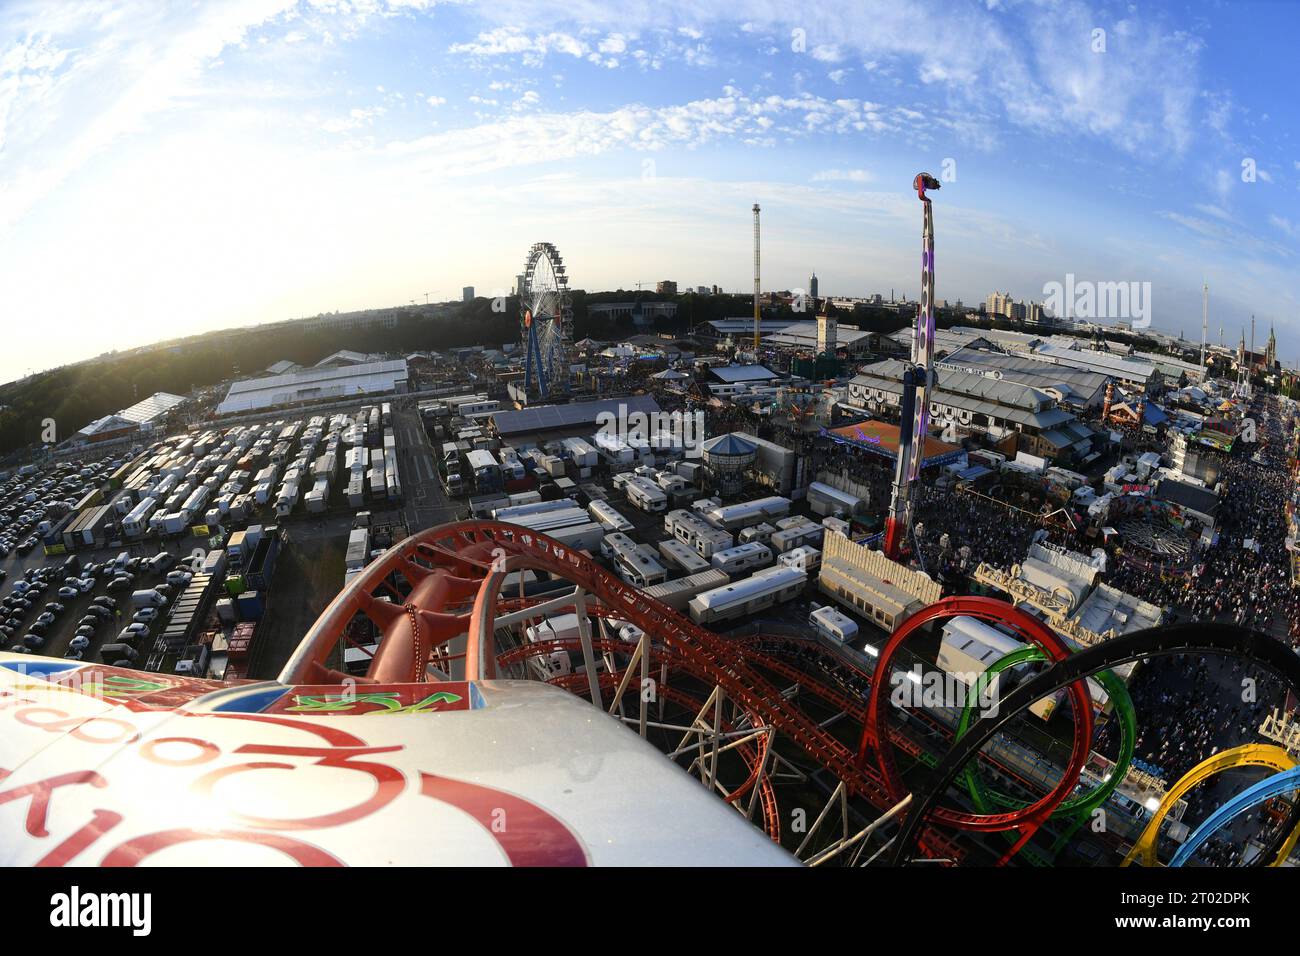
top-left (225, 574), bottom-right (246, 597)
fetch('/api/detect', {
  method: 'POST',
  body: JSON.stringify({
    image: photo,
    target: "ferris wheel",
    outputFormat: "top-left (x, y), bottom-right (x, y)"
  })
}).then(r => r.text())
top-left (520, 241), bottom-right (572, 398)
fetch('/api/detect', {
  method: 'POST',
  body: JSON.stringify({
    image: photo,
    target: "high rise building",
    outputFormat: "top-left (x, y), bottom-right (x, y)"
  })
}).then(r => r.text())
top-left (809, 272), bottom-right (819, 300)
top-left (656, 280), bottom-right (678, 295)
top-left (462, 286), bottom-right (475, 303)
top-left (986, 291), bottom-right (1012, 318)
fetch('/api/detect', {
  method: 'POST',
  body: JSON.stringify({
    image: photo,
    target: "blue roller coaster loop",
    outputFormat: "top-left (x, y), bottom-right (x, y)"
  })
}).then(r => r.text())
top-left (1169, 765), bottom-right (1300, 867)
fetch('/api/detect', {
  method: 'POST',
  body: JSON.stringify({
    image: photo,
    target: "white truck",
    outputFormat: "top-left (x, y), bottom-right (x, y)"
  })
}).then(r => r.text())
top-left (131, 589), bottom-right (168, 609)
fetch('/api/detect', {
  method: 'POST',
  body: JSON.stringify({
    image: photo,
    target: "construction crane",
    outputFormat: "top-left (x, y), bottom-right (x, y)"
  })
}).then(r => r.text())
top-left (883, 173), bottom-right (941, 561)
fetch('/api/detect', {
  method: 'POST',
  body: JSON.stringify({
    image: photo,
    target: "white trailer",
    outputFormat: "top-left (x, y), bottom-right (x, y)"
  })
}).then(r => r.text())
top-left (588, 499), bottom-right (634, 533)
top-left (710, 542), bottom-right (773, 576)
top-left (626, 476), bottom-right (668, 513)
top-left (688, 566), bottom-right (806, 625)
top-left (809, 605), bottom-right (858, 643)
top-left (658, 538), bottom-right (710, 574)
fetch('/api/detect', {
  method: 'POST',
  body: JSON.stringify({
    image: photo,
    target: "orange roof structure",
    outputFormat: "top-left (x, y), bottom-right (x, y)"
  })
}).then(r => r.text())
top-left (827, 419), bottom-right (963, 466)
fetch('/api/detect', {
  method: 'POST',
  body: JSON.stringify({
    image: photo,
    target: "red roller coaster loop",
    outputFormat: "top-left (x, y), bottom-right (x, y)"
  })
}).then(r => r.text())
top-left (857, 596), bottom-right (1094, 852)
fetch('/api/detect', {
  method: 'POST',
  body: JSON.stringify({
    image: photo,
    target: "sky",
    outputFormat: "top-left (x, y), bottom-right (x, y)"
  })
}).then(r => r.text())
top-left (1, 0), bottom-right (1298, 385)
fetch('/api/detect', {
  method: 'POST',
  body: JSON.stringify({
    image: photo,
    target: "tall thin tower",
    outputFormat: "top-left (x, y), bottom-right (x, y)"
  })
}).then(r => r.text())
top-left (752, 203), bottom-right (762, 350)
top-left (883, 172), bottom-right (941, 561)
top-left (1200, 281), bottom-right (1208, 374)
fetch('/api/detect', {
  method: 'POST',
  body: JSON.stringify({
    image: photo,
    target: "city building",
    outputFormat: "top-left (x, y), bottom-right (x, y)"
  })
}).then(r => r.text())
top-left (215, 359), bottom-right (409, 415)
top-left (937, 348), bottom-right (1110, 409)
top-left (847, 359), bottom-right (1096, 461)
top-left (589, 301), bottom-right (678, 328)
top-left (818, 529), bottom-right (941, 632)
top-left (656, 280), bottom-right (678, 295)
top-left (463, 286), bottom-right (475, 302)
top-left (490, 394), bottom-right (662, 444)
top-left (1033, 343), bottom-right (1163, 393)
top-left (764, 321), bottom-right (873, 357)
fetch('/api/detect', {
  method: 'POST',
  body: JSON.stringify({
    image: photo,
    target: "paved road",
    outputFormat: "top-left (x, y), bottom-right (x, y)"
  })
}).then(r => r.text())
top-left (392, 400), bottom-right (465, 534)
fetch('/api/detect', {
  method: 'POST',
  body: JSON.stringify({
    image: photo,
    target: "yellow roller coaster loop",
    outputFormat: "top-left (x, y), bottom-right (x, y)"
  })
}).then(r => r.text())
top-left (1122, 743), bottom-right (1300, 867)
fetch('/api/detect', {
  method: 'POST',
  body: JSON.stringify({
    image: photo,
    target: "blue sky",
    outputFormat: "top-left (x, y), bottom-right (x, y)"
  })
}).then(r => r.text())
top-left (1, 0), bottom-right (1297, 385)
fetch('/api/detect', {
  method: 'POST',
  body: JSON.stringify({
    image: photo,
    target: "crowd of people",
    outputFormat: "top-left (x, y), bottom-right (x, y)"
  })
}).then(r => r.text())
top-left (1094, 653), bottom-right (1282, 781)
top-left (1103, 394), bottom-right (1298, 647)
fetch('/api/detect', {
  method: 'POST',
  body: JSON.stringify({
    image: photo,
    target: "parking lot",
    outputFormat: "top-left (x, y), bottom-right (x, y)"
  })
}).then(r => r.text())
top-left (0, 534), bottom-right (206, 667)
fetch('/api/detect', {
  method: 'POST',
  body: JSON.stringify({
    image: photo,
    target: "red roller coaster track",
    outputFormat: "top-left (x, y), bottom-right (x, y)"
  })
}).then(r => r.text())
top-left (285, 521), bottom-right (1096, 864)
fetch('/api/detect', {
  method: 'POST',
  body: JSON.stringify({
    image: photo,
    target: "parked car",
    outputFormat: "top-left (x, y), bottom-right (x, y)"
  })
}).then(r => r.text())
top-left (106, 576), bottom-right (134, 591)
top-left (21, 634), bottom-right (44, 649)
top-left (57, 586), bottom-right (79, 599)
top-left (132, 607), bottom-right (159, 624)
top-left (69, 635), bottom-right (91, 651)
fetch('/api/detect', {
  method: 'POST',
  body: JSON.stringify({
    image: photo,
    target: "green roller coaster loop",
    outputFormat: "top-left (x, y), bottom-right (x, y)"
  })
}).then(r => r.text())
top-left (955, 646), bottom-right (1136, 822)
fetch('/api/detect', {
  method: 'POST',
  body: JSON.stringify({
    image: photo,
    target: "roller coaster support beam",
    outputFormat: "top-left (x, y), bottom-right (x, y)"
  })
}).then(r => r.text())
top-left (796, 781), bottom-right (847, 859)
top-left (571, 589), bottom-right (603, 715)
top-left (746, 728), bottom-right (776, 823)
top-left (807, 794), bottom-right (914, 868)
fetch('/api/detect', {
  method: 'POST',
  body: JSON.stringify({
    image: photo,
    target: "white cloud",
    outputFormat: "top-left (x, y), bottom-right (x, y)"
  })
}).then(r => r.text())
top-left (598, 33), bottom-right (627, 55)
top-left (450, 27), bottom-right (589, 66)
top-left (512, 89), bottom-right (540, 111)
top-left (322, 105), bottom-right (386, 133)
top-left (382, 91), bottom-right (925, 179)
top-left (426, 94), bottom-right (446, 106)
top-left (462, 1), bottom-right (1209, 157)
